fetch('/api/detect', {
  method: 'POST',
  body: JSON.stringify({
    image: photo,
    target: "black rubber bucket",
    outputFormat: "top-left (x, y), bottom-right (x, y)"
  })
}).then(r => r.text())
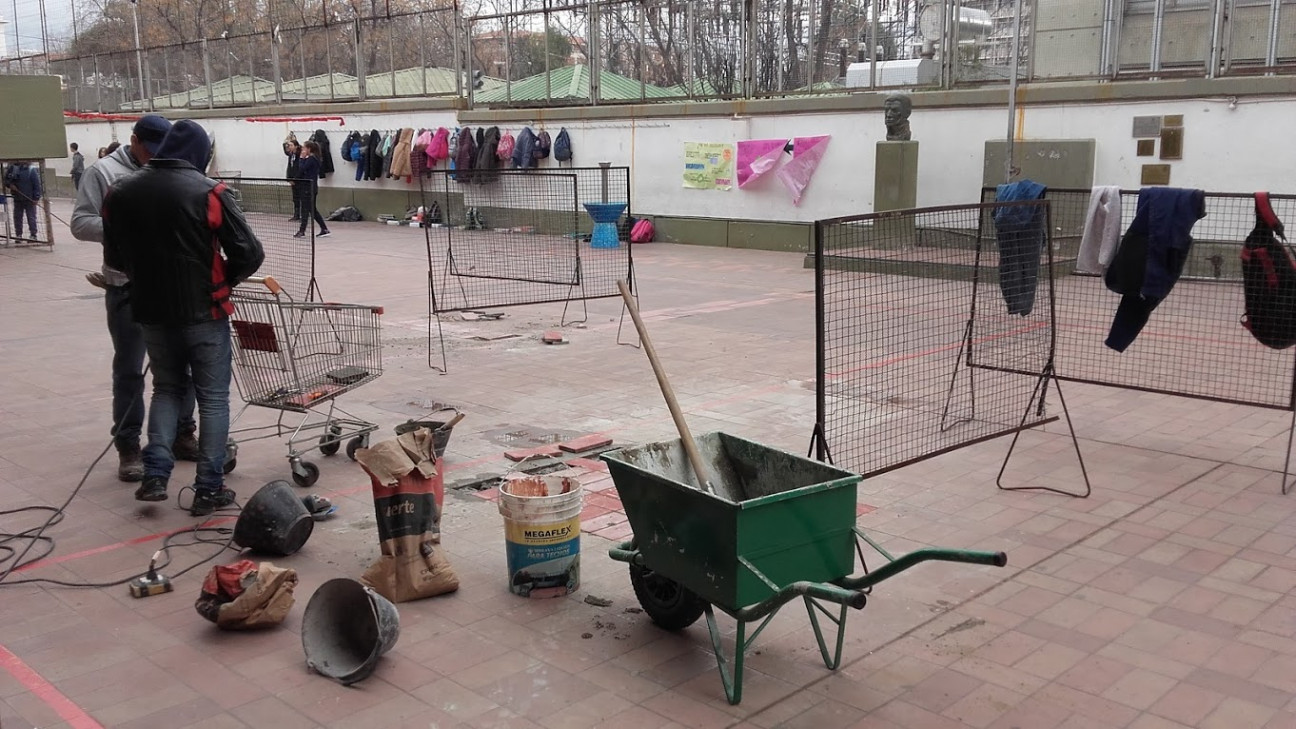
top-left (233, 480), bottom-right (315, 556)
top-left (393, 419), bottom-right (454, 459)
top-left (301, 578), bottom-right (401, 685)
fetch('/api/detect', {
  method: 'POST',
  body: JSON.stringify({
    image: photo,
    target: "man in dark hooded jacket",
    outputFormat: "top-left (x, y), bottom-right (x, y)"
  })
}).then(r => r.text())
top-left (103, 120), bottom-right (265, 515)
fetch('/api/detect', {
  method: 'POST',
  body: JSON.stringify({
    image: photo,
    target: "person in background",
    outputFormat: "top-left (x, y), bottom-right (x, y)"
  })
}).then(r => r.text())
top-left (70, 143), bottom-right (85, 190)
top-left (97, 147), bottom-right (108, 159)
top-left (3, 162), bottom-right (42, 239)
top-left (102, 119), bottom-right (265, 515)
top-left (295, 141), bottom-right (331, 239)
top-left (284, 138), bottom-right (303, 222)
top-left (71, 115), bottom-right (201, 482)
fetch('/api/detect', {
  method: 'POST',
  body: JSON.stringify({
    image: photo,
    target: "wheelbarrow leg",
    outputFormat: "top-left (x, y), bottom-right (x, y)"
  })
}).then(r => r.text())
top-left (804, 596), bottom-right (852, 670)
top-left (703, 604), bottom-right (781, 705)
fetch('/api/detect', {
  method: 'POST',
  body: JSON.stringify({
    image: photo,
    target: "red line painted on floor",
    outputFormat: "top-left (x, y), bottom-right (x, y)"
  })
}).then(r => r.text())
top-left (18, 378), bottom-right (798, 573)
top-left (14, 454), bottom-right (505, 574)
top-left (0, 644), bottom-right (104, 729)
top-left (826, 322), bottom-right (1048, 378)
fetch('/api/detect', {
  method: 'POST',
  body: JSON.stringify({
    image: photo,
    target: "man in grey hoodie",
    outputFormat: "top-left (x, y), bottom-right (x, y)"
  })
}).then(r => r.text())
top-left (71, 115), bottom-right (200, 482)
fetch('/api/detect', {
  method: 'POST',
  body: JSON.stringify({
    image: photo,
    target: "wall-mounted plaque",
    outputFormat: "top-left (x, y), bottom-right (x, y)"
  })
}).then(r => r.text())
top-left (1137, 139), bottom-right (1156, 157)
top-left (1141, 164), bottom-right (1172, 185)
top-left (1133, 116), bottom-right (1163, 138)
top-left (1160, 127), bottom-right (1184, 160)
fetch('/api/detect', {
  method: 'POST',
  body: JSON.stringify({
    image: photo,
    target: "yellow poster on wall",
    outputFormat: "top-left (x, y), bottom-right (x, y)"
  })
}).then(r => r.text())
top-left (682, 142), bottom-right (734, 190)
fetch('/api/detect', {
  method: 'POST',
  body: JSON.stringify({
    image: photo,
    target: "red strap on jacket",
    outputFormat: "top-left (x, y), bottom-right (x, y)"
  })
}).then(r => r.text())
top-left (208, 183), bottom-right (234, 318)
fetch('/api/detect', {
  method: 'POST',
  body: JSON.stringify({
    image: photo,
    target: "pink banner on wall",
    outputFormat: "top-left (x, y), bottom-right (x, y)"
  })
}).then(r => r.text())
top-left (736, 139), bottom-right (789, 188)
top-left (776, 135), bottom-right (831, 206)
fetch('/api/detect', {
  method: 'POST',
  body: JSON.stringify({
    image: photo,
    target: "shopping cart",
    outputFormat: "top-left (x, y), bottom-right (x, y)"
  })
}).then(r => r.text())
top-left (225, 276), bottom-right (383, 487)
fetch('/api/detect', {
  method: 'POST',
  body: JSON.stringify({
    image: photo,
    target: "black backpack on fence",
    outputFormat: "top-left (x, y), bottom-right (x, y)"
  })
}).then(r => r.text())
top-left (1240, 192), bottom-right (1296, 349)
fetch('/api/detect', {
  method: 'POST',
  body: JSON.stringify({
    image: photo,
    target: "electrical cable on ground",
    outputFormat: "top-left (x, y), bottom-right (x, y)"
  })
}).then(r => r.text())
top-left (0, 361), bottom-right (244, 589)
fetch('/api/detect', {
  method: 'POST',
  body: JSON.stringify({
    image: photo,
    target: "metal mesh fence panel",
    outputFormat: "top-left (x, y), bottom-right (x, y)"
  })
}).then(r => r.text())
top-left (421, 166), bottom-right (633, 313)
top-left (1, 161), bottom-right (56, 248)
top-left (216, 177), bottom-right (316, 302)
top-left (814, 201), bottom-right (1056, 478)
top-left (983, 187), bottom-right (1296, 410)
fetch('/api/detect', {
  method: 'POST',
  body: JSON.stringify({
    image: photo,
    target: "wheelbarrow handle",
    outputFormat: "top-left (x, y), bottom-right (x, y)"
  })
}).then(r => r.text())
top-left (840, 548), bottom-right (1008, 592)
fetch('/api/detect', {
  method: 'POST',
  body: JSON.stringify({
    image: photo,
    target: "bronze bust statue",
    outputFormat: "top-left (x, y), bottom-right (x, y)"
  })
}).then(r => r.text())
top-left (883, 94), bottom-right (913, 141)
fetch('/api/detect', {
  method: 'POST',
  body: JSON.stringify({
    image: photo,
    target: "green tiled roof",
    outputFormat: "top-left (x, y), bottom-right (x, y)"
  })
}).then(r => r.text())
top-left (128, 67), bottom-right (495, 109)
top-left (474, 64), bottom-right (678, 103)
top-left (356, 66), bottom-right (503, 97)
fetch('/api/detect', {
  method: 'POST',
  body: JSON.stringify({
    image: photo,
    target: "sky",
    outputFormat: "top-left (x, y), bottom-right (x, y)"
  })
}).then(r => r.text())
top-left (3, 0), bottom-right (76, 58)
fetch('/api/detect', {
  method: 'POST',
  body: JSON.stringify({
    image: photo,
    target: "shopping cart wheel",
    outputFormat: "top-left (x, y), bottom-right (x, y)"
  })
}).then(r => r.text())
top-left (292, 460), bottom-right (320, 488)
top-left (346, 436), bottom-right (369, 461)
top-left (223, 441), bottom-right (238, 474)
top-left (319, 434), bottom-right (341, 456)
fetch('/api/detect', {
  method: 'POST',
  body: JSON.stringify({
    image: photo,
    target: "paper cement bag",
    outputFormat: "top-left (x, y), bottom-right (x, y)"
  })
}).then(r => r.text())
top-left (355, 429), bottom-right (459, 603)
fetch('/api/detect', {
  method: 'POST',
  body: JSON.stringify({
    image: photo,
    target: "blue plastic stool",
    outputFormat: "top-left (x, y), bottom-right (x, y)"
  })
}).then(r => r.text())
top-left (583, 202), bottom-right (628, 249)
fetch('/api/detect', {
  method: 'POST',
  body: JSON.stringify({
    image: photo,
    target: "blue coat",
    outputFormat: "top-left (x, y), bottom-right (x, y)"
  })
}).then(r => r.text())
top-left (1104, 187), bottom-right (1207, 351)
top-left (4, 164), bottom-right (41, 203)
top-left (993, 179), bottom-right (1048, 316)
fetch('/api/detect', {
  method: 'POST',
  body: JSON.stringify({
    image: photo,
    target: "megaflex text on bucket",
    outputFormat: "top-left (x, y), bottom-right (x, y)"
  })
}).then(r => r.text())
top-left (498, 474), bottom-right (584, 599)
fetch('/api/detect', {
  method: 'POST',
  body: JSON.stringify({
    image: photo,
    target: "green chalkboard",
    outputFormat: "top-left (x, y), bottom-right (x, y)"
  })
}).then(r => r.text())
top-left (0, 75), bottom-right (68, 159)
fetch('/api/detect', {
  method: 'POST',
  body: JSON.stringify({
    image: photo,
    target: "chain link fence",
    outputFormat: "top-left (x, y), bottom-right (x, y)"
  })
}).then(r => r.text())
top-left (3, 0), bottom-right (1294, 111)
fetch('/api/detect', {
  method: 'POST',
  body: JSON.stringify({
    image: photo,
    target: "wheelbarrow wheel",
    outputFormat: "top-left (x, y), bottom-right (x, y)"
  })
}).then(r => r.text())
top-left (629, 564), bottom-right (706, 631)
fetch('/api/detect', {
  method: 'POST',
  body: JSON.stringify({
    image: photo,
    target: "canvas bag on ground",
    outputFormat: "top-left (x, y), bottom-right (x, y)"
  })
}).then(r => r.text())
top-left (194, 559), bottom-right (298, 630)
top-left (355, 428), bottom-right (460, 602)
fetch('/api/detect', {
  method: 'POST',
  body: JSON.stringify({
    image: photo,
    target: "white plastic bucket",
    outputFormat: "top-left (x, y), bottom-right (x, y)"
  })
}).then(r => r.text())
top-left (498, 475), bottom-right (583, 599)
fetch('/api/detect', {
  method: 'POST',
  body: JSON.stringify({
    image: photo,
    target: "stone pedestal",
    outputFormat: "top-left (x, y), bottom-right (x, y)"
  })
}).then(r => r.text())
top-left (873, 141), bottom-right (919, 213)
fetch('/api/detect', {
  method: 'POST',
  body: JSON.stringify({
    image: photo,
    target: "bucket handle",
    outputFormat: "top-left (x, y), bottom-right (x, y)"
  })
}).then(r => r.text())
top-left (405, 406), bottom-right (462, 431)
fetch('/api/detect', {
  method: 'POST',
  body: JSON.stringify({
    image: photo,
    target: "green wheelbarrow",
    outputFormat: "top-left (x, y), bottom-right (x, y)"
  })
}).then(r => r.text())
top-left (601, 432), bottom-right (1008, 705)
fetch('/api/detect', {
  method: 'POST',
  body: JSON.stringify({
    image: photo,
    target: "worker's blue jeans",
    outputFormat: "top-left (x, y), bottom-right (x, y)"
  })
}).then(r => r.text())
top-left (106, 285), bottom-right (195, 450)
top-left (141, 319), bottom-right (232, 491)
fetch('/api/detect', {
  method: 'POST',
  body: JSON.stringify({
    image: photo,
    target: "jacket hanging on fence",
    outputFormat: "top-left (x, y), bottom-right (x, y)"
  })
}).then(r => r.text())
top-left (993, 179), bottom-right (1048, 316)
top-left (512, 127), bottom-right (538, 170)
top-left (364, 130), bottom-right (382, 181)
top-left (378, 132), bottom-right (392, 178)
top-left (1077, 186), bottom-right (1123, 274)
top-left (475, 126), bottom-right (502, 184)
top-left (454, 127), bottom-right (477, 184)
top-left (1104, 187), bottom-right (1207, 352)
top-left (310, 130), bottom-right (334, 177)
top-left (389, 128), bottom-right (415, 180)
top-left (428, 127), bottom-right (450, 167)
top-left (411, 129), bottom-right (431, 179)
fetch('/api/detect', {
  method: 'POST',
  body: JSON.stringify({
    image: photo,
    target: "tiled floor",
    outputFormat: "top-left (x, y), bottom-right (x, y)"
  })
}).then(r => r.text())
top-left (2, 201), bottom-right (1296, 728)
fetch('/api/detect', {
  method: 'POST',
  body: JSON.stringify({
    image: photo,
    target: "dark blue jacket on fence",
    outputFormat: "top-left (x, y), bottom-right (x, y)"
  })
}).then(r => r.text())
top-left (1104, 187), bottom-right (1207, 352)
top-left (993, 179), bottom-right (1048, 316)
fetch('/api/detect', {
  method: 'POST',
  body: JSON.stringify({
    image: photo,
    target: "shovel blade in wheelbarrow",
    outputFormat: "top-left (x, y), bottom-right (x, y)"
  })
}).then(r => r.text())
top-left (601, 432), bottom-right (861, 613)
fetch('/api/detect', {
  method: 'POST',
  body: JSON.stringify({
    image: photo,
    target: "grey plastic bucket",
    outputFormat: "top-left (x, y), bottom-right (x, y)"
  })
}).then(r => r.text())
top-left (301, 578), bottom-right (401, 685)
top-left (232, 480), bottom-right (315, 556)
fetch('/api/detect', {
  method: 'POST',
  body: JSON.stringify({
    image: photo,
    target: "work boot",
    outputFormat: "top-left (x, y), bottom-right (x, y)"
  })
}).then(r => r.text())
top-left (191, 487), bottom-right (237, 517)
top-left (173, 430), bottom-right (200, 462)
top-left (117, 442), bottom-right (145, 483)
top-left (135, 475), bottom-right (168, 502)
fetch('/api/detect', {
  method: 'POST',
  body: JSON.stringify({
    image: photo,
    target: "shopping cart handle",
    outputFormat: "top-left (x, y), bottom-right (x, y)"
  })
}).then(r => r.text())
top-left (244, 276), bottom-right (282, 295)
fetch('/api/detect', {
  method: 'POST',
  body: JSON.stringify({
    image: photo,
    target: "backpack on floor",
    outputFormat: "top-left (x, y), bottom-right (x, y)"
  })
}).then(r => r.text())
top-left (1241, 192), bottom-right (1296, 349)
top-left (630, 218), bottom-right (655, 243)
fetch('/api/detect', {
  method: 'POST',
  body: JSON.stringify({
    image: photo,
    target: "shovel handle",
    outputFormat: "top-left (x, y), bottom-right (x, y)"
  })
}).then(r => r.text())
top-left (617, 280), bottom-right (713, 493)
